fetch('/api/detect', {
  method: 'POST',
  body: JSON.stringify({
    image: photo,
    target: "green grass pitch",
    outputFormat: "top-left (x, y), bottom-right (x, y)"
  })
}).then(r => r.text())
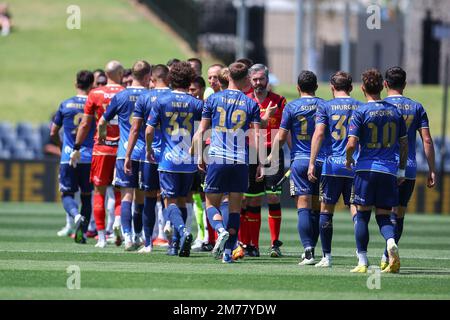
top-left (0, 202), bottom-right (449, 300)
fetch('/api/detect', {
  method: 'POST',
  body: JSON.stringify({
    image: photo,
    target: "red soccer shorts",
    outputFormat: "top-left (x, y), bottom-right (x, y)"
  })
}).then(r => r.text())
top-left (90, 154), bottom-right (117, 187)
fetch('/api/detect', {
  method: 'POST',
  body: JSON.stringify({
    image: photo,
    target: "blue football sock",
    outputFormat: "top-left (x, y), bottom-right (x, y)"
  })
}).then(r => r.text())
top-left (354, 210), bottom-right (371, 253)
top-left (133, 203), bottom-right (144, 234)
top-left (143, 197), bottom-right (157, 246)
top-left (167, 204), bottom-right (186, 235)
top-left (225, 212), bottom-right (240, 250)
top-left (297, 208), bottom-right (313, 249)
top-left (80, 194), bottom-right (92, 233)
top-left (62, 194), bottom-right (79, 219)
top-left (376, 214), bottom-right (395, 241)
top-left (180, 207), bottom-right (187, 224)
top-left (220, 201), bottom-right (229, 227)
top-left (319, 213), bottom-right (333, 255)
top-left (121, 201), bottom-right (133, 235)
top-left (311, 210), bottom-right (320, 247)
top-left (206, 206), bottom-right (225, 232)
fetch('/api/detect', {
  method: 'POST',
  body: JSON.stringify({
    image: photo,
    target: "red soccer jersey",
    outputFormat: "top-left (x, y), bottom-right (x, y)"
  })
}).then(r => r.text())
top-left (247, 91), bottom-right (286, 148)
top-left (84, 84), bottom-right (125, 156)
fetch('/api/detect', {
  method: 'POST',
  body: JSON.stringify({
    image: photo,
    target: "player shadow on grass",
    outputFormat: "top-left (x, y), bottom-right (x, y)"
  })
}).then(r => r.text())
top-left (395, 268), bottom-right (450, 276)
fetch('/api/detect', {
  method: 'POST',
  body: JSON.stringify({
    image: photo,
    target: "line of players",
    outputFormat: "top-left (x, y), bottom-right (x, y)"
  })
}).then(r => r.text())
top-left (52, 57), bottom-right (435, 271)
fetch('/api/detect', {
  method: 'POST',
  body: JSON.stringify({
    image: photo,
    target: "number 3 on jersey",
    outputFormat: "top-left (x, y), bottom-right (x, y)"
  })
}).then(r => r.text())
top-left (165, 111), bottom-right (193, 136)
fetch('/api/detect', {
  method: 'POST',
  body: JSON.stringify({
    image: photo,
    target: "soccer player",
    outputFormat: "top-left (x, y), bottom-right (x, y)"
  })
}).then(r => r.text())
top-left (308, 71), bottom-right (361, 267)
top-left (50, 70), bottom-right (95, 244)
top-left (71, 60), bottom-right (125, 248)
top-left (192, 61), bottom-right (262, 263)
top-left (189, 76), bottom-right (206, 100)
top-left (346, 68), bottom-right (408, 273)
top-left (167, 58), bottom-right (181, 71)
top-left (218, 68), bottom-right (230, 90)
top-left (93, 69), bottom-right (107, 88)
top-left (99, 60), bottom-right (152, 251)
top-left (125, 64), bottom-right (171, 253)
top-left (188, 58), bottom-right (203, 77)
top-left (269, 70), bottom-right (327, 266)
top-left (146, 61), bottom-right (203, 257)
top-left (188, 75), bottom-right (209, 251)
top-left (243, 63), bottom-right (287, 258)
top-left (236, 58), bottom-right (254, 94)
top-left (203, 64), bottom-right (224, 100)
top-left (381, 66), bottom-right (436, 269)
top-left (122, 68), bottom-right (133, 88)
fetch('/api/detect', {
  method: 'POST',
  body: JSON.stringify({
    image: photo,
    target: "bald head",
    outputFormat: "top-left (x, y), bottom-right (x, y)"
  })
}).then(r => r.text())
top-left (105, 60), bottom-right (124, 84)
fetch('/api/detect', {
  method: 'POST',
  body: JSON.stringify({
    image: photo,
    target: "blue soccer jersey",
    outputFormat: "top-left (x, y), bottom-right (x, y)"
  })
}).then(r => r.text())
top-left (280, 96), bottom-right (328, 162)
top-left (317, 97), bottom-right (361, 177)
top-left (147, 91), bottom-right (203, 173)
top-left (134, 87), bottom-right (170, 162)
top-left (103, 86), bottom-right (148, 161)
top-left (202, 89), bottom-right (261, 164)
top-left (348, 100), bottom-right (407, 176)
top-left (53, 95), bottom-right (94, 164)
top-left (384, 95), bottom-right (429, 179)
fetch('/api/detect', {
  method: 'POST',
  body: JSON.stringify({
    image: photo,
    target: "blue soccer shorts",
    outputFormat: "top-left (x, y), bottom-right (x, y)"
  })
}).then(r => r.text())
top-left (140, 161), bottom-right (160, 192)
top-left (320, 175), bottom-right (353, 205)
top-left (351, 171), bottom-right (399, 209)
top-left (204, 159), bottom-right (249, 194)
top-left (59, 163), bottom-right (92, 193)
top-left (398, 179), bottom-right (416, 207)
top-left (159, 171), bottom-right (195, 198)
top-left (289, 159), bottom-right (322, 197)
top-left (113, 159), bottom-right (140, 189)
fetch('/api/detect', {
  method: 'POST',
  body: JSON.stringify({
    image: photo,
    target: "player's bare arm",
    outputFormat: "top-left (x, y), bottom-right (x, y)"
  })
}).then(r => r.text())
top-left (397, 136), bottom-right (408, 185)
top-left (191, 118), bottom-right (211, 172)
top-left (49, 123), bottom-right (61, 147)
top-left (70, 114), bottom-right (94, 167)
top-left (308, 124), bottom-right (326, 183)
top-left (145, 124), bottom-right (155, 163)
top-left (268, 128), bottom-right (288, 164)
top-left (419, 127), bottom-right (436, 188)
top-left (345, 136), bottom-right (358, 169)
top-left (97, 116), bottom-right (108, 144)
top-left (254, 122), bottom-right (264, 182)
top-left (125, 118), bottom-right (143, 175)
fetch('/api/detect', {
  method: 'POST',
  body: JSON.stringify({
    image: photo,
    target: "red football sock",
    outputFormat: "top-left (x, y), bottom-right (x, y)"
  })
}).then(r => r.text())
top-left (114, 190), bottom-right (121, 217)
top-left (239, 207), bottom-right (249, 246)
top-left (93, 193), bottom-right (106, 231)
top-left (268, 203), bottom-right (282, 245)
top-left (206, 219), bottom-right (215, 245)
top-left (247, 206), bottom-right (261, 248)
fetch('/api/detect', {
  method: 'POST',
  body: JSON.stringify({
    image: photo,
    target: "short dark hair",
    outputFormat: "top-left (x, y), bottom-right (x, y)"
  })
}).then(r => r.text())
top-left (362, 68), bottom-right (384, 95)
top-left (167, 58), bottom-right (181, 67)
top-left (93, 68), bottom-right (104, 74)
top-left (229, 62), bottom-right (249, 81)
top-left (236, 58), bottom-right (254, 68)
top-left (76, 70), bottom-right (94, 91)
top-left (123, 68), bottom-right (132, 77)
top-left (188, 58), bottom-right (202, 69)
top-left (330, 71), bottom-right (352, 92)
top-left (192, 76), bottom-right (206, 89)
top-left (168, 61), bottom-right (196, 89)
top-left (385, 66), bottom-right (406, 90)
top-left (131, 60), bottom-right (151, 81)
top-left (297, 70), bottom-right (318, 93)
top-left (152, 64), bottom-right (169, 81)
